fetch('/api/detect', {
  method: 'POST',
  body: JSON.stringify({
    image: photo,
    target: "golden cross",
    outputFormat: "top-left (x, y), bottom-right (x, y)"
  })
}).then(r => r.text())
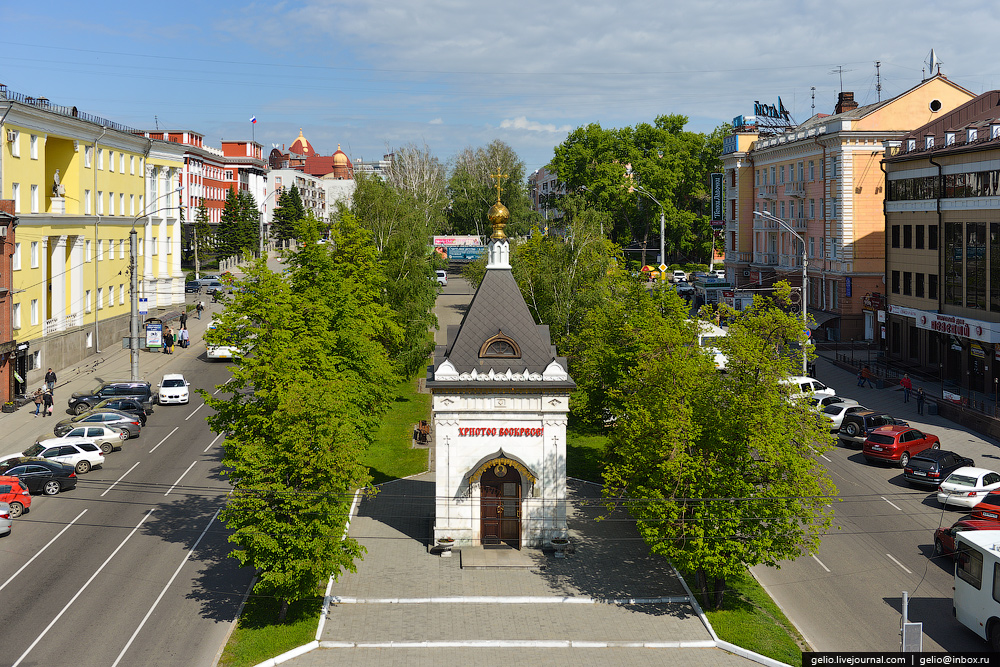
top-left (489, 169), bottom-right (508, 203)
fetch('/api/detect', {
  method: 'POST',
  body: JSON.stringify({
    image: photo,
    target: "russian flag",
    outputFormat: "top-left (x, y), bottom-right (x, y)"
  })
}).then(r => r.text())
top-left (250, 116), bottom-right (256, 124)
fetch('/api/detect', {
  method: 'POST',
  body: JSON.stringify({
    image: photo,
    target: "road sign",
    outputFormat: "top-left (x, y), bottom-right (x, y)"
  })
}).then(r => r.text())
top-left (139, 297), bottom-right (148, 315)
top-left (658, 263), bottom-right (667, 272)
top-left (804, 329), bottom-right (812, 338)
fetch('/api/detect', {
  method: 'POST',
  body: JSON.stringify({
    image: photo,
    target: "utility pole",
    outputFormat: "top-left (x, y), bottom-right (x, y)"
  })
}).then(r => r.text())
top-left (129, 229), bottom-right (139, 380)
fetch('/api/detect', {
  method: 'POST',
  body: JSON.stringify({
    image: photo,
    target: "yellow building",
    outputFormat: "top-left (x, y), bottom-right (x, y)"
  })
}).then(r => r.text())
top-left (1, 90), bottom-right (185, 392)
top-left (721, 74), bottom-right (975, 342)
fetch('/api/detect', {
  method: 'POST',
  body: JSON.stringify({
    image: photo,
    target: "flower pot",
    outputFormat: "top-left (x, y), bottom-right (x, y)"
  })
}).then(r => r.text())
top-left (2, 404), bottom-right (16, 413)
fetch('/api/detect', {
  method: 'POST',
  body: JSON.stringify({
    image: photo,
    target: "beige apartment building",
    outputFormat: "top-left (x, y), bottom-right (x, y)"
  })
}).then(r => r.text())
top-left (722, 75), bottom-right (974, 342)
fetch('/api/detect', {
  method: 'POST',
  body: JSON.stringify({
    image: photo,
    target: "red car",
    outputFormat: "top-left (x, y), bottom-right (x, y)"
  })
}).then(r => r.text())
top-left (972, 492), bottom-right (1000, 521)
top-left (863, 426), bottom-right (939, 467)
top-left (0, 475), bottom-right (32, 518)
top-left (934, 518), bottom-right (1000, 558)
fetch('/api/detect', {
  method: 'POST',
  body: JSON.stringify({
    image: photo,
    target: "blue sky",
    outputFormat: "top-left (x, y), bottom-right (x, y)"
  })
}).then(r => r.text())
top-left (6, 1), bottom-right (1000, 176)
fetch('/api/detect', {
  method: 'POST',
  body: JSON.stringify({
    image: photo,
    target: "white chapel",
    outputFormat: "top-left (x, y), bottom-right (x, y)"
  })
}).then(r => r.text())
top-left (426, 195), bottom-right (575, 549)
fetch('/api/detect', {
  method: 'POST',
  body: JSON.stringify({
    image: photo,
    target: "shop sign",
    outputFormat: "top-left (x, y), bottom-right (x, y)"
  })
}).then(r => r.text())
top-left (863, 293), bottom-right (885, 312)
top-left (754, 98), bottom-right (790, 121)
top-left (887, 304), bottom-right (922, 319)
top-left (972, 343), bottom-right (986, 359)
top-left (16, 342), bottom-right (29, 352)
top-left (916, 312), bottom-right (1000, 343)
top-left (846, 277), bottom-right (852, 298)
top-left (877, 310), bottom-right (886, 323)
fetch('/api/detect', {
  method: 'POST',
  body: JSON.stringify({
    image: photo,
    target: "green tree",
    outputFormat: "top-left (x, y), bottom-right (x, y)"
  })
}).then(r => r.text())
top-left (192, 198), bottom-right (213, 276)
top-left (216, 187), bottom-right (242, 258)
top-left (204, 215), bottom-right (397, 621)
top-left (238, 189), bottom-right (260, 255)
top-left (599, 284), bottom-right (835, 609)
top-left (272, 185), bottom-right (306, 248)
top-left (446, 139), bottom-right (535, 238)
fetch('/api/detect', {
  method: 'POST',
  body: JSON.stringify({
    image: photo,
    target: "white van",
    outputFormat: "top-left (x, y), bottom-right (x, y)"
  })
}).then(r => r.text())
top-left (671, 269), bottom-right (687, 283)
top-left (954, 530), bottom-right (1000, 650)
top-left (696, 321), bottom-right (728, 371)
top-left (780, 376), bottom-right (835, 400)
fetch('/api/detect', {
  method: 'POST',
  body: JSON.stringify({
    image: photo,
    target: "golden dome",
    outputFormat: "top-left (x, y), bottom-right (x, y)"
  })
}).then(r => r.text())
top-left (332, 143), bottom-right (348, 165)
top-left (289, 128), bottom-right (313, 155)
top-left (488, 201), bottom-right (510, 240)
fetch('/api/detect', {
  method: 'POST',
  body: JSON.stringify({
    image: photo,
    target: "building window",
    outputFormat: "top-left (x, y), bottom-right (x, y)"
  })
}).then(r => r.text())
top-left (925, 136), bottom-right (935, 149)
top-left (831, 237), bottom-right (839, 259)
top-left (929, 225), bottom-right (939, 250)
top-left (130, 156), bottom-right (135, 175)
top-left (97, 191), bottom-right (103, 215)
top-left (86, 332), bottom-right (92, 349)
top-left (798, 161), bottom-right (804, 182)
top-left (120, 153), bottom-right (125, 173)
top-left (969, 128), bottom-right (979, 142)
top-left (944, 222), bottom-right (963, 306)
top-left (30, 299), bottom-right (38, 325)
top-left (891, 225), bottom-right (900, 248)
top-left (809, 237), bottom-right (815, 258)
top-left (907, 138), bottom-right (916, 152)
top-left (30, 241), bottom-right (38, 268)
top-left (120, 239), bottom-right (125, 259)
top-left (97, 287), bottom-right (103, 309)
top-left (85, 290), bottom-right (92, 313)
top-left (166, 236), bottom-right (172, 254)
top-left (755, 170), bottom-right (760, 186)
top-left (11, 183), bottom-right (19, 213)
top-left (98, 240), bottom-right (103, 261)
top-left (770, 166), bottom-right (775, 184)
top-left (12, 242), bottom-right (20, 271)
top-left (138, 239), bottom-right (143, 256)
top-left (779, 165), bottom-right (785, 183)
top-left (119, 193), bottom-right (124, 216)
top-left (992, 224), bottom-right (1000, 312)
top-left (108, 192), bottom-right (114, 216)
top-left (13, 303), bottom-right (20, 330)
top-left (120, 284), bottom-right (125, 305)
top-left (903, 272), bottom-right (912, 296)
top-left (98, 148), bottom-right (103, 170)
top-left (85, 189), bottom-right (91, 215)
top-left (968, 222), bottom-right (987, 310)
top-left (30, 185), bottom-right (38, 213)
top-left (780, 201), bottom-right (785, 218)
top-left (109, 151), bottom-right (114, 170)
top-left (809, 161), bottom-right (814, 181)
top-left (929, 274), bottom-right (938, 299)
top-left (29, 135), bottom-right (37, 160)
top-left (108, 285), bottom-right (114, 307)
top-left (9, 131), bottom-right (19, 157)
top-left (85, 145), bottom-right (92, 167)
top-left (903, 225), bottom-right (912, 249)
top-left (916, 273), bottom-right (925, 298)
top-left (891, 270), bottom-right (901, 294)
top-left (916, 225), bottom-right (924, 250)
top-left (85, 240), bottom-right (91, 262)
top-left (151, 238), bottom-right (157, 256)
top-left (130, 194), bottom-right (134, 216)
top-left (830, 280), bottom-right (839, 309)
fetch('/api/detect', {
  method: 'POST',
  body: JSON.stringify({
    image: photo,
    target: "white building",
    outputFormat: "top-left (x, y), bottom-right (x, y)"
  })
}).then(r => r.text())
top-left (426, 200), bottom-right (574, 549)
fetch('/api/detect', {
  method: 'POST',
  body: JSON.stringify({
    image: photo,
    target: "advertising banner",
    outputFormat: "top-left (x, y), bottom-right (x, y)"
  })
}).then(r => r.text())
top-left (434, 235), bottom-right (482, 247)
top-left (447, 246), bottom-right (487, 261)
top-left (710, 173), bottom-right (723, 223)
top-left (145, 322), bottom-right (162, 348)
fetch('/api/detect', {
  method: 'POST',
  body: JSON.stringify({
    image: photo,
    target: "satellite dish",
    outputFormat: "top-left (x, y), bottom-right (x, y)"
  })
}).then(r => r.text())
top-left (926, 49), bottom-right (941, 75)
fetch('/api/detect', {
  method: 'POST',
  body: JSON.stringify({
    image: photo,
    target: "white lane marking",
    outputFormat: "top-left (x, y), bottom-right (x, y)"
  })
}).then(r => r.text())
top-left (213, 388), bottom-right (221, 395)
top-left (184, 403), bottom-right (205, 421)
top-left (0, 510), bottom-right (88, 594)
top-left (811, 554), bottom-right (831, 573)
top-left (164, 461), bottom-right (197, 496)
top-left (149, 427), bottom-right (179, 454)
top-left (204, 431), bottom-right (224, 453)
top-left (12, 510), bottom-right (155, 667)
top-left (881, 496), bottom-right (903, 511)
top-left (112, 507), bottom-right (222, 667)
top-left (886, 553), bottom-right (912, 574)
top-left (101, 462), bottom-right (140, 497)
top-left (820, 454), bottom-right (832, 462)
top-left (329, 596), bottom-right (692, 604)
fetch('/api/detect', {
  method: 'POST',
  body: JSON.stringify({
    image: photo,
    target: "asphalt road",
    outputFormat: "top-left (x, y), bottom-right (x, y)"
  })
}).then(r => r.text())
top-left (752, 356), bottom-right (996, 653)
top-left (0, 348), bottom-right (253, 666)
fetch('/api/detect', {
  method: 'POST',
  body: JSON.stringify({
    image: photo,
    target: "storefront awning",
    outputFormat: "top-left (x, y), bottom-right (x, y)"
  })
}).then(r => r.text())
top-left (808, 309), bottom-right (840, 329)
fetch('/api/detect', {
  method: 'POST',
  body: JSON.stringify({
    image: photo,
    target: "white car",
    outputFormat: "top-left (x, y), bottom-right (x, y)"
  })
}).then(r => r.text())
top-left (709, 269), bottom-right (726, 280)
top-left (937, 467), bottom-right (1000, 509)
top-left (158, 374), bottom-right (191, 405)
top-left (782, 376), bottom-right (836, 400)
top-left (435, 270), bottom-right (448, 287)
top-left (3, 439), bottom-right (104, 474)
top-left (0, 502), bottom-right (10, 537)
top-left (821, 402), bottom-right (868, 431)
top-left (47, 425), bottom-right (126, 454)
top-left (671, 269), bottom-right (687, 283)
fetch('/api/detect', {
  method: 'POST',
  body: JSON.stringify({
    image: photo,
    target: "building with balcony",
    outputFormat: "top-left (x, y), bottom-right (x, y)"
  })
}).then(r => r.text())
top-left (884, 90), bottom-right (1000, 401)
top-left (0, 87), bottom-right (185, 392)
top-left (721, 75), bottom-right (974, 341)
top-left (265, 169), bottom-right (327, 225)
top-left (528, 166), bottom-right (565, 222)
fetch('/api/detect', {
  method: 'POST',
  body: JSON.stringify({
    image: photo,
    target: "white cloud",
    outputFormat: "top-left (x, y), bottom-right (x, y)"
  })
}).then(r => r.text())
top-left (499, 117), bottom-right (572, 133)
top-left (429, 118), bottom-right (444, 125)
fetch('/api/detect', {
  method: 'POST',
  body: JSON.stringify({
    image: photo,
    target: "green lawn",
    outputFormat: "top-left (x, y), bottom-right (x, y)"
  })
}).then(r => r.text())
top-left (566, 422), bottom-right (607, 483)
top-left (364, 375), bottom-right (432, 484)
top-left (218, 595), bottom-right (323, 667)
top-left (682, 569), bottom-right (805, 664)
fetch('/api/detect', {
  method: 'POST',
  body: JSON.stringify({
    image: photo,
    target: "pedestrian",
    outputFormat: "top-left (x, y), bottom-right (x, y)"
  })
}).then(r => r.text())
top-left (179, 311), bottom-right (188, 329)
top-left (916, 387), bottom-right (926, 415)
top-left (861, 365), bottom-right (875, 389)
top-left (178, 327), bottom-right (190, 349)
top-left (164, 329), bottom-right (175, 354)
top-left (32, 389), bottom-right (42, 416)
top-left (196, 301), bottom-right (204, 320)
top-left (900, 373), bottom-right (912, 403)
top-left (42, 390), bottom-right (53, 417)
top-left (44, 367), bottom-right (56, 394)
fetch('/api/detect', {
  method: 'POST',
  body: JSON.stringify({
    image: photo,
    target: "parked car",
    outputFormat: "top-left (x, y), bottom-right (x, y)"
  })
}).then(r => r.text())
top-left (91, 397), bottom-right (150, 425)
top-left (184, 281), bottom-right (202, 293)
top-left (972, 492), bottom-right (1000, 521)
top-left (809, 395), bottom-right (857, 410)
top-left (435, 270), bottom-right (448, 287)
top-left (821, 403), bottom-right (869, 431)
top-left (710, 269), bottom-right (726, 280)
top-left (781, 376), bottom-right (836, 400)
top-left (0, 503), bottom-right (10, 536)
top-left (0, 475), bottom-right (32, 518)
top-left (690, 271), bottom-right (709, 282)
top-left (863, 426), bottom-right (939, 467)
top-left (933, 518), bottom-right (1000, 558)
top-left (671, 269), bottom-right (687, 283)
top-left (904, 450), bottom-right (976, 488)
top-left (937, 468), bottom-right (1000, 509)
top-left (55, 411), bottom-right (141, 439)
top-left (41, 425), bottom-right (125, 454)
top-left (838, 410), bottom-right (908, 447)
top-left (0, 458), bottom-right (78, 495)
top-left (1, 440), bottom-right (103, 474)
top-left (68, 380), bottom-right (153, 414)
top-left (673, 281), bottom-right (694, 298)
top-left (157, 373), bottom-right (191, 405)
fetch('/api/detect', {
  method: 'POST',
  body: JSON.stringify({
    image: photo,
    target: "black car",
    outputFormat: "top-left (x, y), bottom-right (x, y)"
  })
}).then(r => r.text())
top-left (69, 380), bottom-right (153, 414)
top-left (838, 410), bottom-right (908, 447)
top-left (0, 457), bottom-right (78, 495)
top-left (903, 450), bottom-right (975, 487)
top-left (185, 281), bottom-right (201, 293)
top-left (54, 411), bottom-right (141, 438)
top-left (91, 397), bottom-right (150, 425)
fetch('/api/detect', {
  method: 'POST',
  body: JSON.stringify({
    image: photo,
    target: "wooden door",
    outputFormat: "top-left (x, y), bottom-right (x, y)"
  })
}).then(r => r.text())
top-left (500, 481), bottom-right (521, 546)
top-left (480, 463), bottom-right (522, 549)
top-left (481, 484), bottom-right (502, 545)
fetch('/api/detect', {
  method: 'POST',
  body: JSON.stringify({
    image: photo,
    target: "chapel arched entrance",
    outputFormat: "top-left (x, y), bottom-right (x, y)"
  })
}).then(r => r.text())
top-left (480, 463), bottom-right (521, 549)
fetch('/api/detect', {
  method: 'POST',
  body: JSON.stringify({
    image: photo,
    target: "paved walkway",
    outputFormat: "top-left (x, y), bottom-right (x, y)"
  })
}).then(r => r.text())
top-left (276, 474), bottom-right (781, 667)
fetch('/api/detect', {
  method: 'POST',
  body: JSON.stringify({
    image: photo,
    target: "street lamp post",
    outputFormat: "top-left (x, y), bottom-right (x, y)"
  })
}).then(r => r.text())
top-left (130, 186), bottom-right (183, 380)
top-left (632, 185), bottom-right (665, 277)
top-left (753, 210), bottom-right (808, 376)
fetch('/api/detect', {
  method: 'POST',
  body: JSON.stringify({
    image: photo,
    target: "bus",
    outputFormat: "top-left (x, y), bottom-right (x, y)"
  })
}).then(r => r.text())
top-left (954, 529), bottom-right (1000, 650)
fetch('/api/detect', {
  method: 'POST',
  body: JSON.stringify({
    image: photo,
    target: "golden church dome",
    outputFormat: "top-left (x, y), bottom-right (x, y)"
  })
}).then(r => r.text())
top-left (332, 144), bottom-right (348, 165)
top-left (488, 201), bottom-right (510, 240)
top-left (289, 128), bottom-right (313, 155)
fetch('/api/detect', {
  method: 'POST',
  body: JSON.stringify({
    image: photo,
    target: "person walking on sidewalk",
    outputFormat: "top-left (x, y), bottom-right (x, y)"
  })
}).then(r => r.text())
top-left (164, 329), bottom-right (175, 354)
top-left (196, 301), bottom-right (204, 320)
top-left (42, 390), bottom-right (53, 417)
top-left (900, 373), bottom-right (913, 403)
top-left (857, 365), bottom-right (875, 388)
top-left (178, 327), bottom-right (190, 349)
top-left (32, 389), bottom-right (42, 416)
top-left (44, 368), bottom-right (56, 393)
top-left (179, 311), bottom-right (188, 329)
top-left (916, 388), bottom-right (926, 415)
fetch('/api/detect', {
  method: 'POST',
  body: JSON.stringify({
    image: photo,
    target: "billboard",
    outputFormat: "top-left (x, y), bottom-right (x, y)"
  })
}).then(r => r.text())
top-left (433, 235), bottom-right (483, 247)
top-left (447, 246), bottom-right (487, 261)
top-left (710, 173), bottom-right (724, 225)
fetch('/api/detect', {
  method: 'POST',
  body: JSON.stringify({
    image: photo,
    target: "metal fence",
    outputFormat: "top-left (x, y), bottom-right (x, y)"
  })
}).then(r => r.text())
top-left (0, 85), bottom-right (141, 135)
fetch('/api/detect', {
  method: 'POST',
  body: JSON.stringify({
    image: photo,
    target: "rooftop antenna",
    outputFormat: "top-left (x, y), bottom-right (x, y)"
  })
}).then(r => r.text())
top-left (811, 86), bottom-right (816, 114)
top-left (876, 61), bottom-right (882, 102)
top-left (154, 115), bottom-right (159, 131)
top-left (925, 49), bottom-right (942, 77)
top-left (829, 65), bottom-right (854, 93)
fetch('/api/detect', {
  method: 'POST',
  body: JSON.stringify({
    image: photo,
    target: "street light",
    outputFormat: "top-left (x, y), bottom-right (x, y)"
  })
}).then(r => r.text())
top-left (129, 186), bottom-right (183, 381)
top-left (753, 210), bottom-right (808, 376)
top-left (631, 184), bottom-right (665, 278)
